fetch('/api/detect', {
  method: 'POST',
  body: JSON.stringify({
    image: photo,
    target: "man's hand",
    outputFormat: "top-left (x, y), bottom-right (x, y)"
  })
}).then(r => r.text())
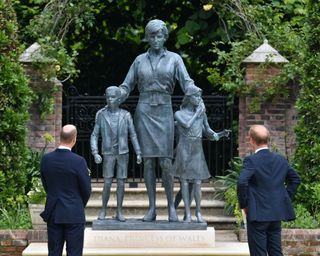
top-left (136, 154), bottom-right (142, 164)
top-left (93, 154), bottom-right (102, 164)
top-left (243, 208), bottom-right (248, 215)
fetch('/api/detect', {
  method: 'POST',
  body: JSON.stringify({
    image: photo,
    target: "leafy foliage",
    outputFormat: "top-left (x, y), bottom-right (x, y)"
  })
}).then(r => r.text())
top-left (207, 0), bottom-right (307, 111)
top-left (29, 0), bottom-right (264, 95)
top-left (16, 1), bottom-right (307, 97)
top-left (25, 133), bottom-right (53, 204)
top-left (207, 0), bottom-right (320, 227)
top-left (293, 0), bottom-right (320, 220)
top-left (282, 204), bottom-right (319, 229)
top-left (27, 177), bottom-right (46, 204)
top-left (0, 204), bottom-right (32, 229)
top-left (15, 0), bottom-right (99, 81)
top-left (0, 0), bottom-right (33, 209)
top-left (8, 0), bottom-right (320, 228)
top-left (213, 157), bottom-right (243, 229)
top-left (218, 156), bottom-right (320, 229)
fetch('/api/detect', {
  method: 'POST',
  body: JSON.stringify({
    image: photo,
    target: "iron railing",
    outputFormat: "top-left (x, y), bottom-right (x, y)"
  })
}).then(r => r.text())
top-left (63, 87), bottom-right (234, 184)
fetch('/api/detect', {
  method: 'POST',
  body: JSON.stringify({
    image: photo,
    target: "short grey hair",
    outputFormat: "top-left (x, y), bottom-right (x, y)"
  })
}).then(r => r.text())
top-left (105, 86), bottom-right (121, 98)
top-left (144, 19), bottom-right (168, 40)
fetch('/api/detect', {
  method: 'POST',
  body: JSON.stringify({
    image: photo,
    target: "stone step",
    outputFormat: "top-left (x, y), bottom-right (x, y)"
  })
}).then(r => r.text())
top-left (89, 186), bottom-right (219, 201)
top-left (86, 183), bottom-right (235, 230)
top-left (86, 199), bottom-right (226, 216)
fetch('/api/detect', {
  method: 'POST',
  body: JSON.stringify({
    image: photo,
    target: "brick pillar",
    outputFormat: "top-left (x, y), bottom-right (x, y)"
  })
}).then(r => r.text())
top-left (239, 40), bottom-right (297, 158)
top-left (23, 65), bottom-right (62, 152)
top-left (20, 43), bottom-right (62, 152)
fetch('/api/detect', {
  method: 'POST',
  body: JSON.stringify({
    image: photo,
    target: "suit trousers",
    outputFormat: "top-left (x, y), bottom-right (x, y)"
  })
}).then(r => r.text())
top-left (47, 222), bottom-right (85, 256)
top-left (247, 220), bottom-right (283, 256)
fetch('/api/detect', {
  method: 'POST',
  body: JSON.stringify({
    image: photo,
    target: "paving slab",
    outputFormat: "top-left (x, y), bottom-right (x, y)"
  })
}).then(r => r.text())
top-left (23, 242), bottom-right (250, 256)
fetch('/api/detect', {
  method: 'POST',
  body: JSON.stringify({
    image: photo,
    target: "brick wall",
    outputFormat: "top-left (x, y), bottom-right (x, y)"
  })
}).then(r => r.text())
top-left (239, 228), bottom-right (320, 255)
top-left (0, 229), bottom-right (49, 256)
top-left (238, 64), bottom-right (298, 158)
top-left (0, 230), bottom-right (28, 256)
top-left (22, 64), bottom-right (62, 152)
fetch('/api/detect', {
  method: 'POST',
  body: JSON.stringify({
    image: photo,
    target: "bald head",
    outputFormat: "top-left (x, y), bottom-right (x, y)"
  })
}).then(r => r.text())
top-left (60, 124), bottom-right (77, 145)
top-left (249, 125), bottom-right (270, 146)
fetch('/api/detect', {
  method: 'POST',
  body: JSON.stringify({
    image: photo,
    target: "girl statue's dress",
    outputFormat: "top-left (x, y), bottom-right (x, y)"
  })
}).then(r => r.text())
top-left (172, 111), bottom-right (211, 181)
top-left (171, 88), bottom-right (219, 223)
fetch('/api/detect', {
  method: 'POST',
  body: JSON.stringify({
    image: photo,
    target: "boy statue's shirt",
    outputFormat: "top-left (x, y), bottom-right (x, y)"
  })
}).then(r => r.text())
top-left (90, 106), bottom-right (141, 156)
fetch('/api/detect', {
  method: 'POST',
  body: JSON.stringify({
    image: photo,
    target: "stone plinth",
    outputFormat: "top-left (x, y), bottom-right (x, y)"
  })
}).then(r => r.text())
top-left (84, 227), bottom-right (215, 248)
top-left (23, 228), bottom-right (251, 256)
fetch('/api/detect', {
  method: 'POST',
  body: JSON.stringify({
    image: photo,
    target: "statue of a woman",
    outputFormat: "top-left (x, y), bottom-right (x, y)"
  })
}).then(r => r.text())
top-left (119, 19), bottom-right (199, 222)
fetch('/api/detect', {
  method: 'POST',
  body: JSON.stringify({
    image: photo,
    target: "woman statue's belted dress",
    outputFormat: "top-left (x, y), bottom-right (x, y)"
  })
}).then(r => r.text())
top-left (119, 49), bottom-right (196, 158)
top-left (171, 114), bottom-right (211, 181)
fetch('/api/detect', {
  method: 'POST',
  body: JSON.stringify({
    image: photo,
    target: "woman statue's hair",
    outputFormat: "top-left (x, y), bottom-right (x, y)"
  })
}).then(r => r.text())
top-left (144, 19), bottom-right (168, 40)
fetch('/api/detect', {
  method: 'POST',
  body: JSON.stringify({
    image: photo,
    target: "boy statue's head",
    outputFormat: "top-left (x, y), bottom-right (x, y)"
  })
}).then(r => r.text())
top-left (105, 86), bottom-right (121, 108)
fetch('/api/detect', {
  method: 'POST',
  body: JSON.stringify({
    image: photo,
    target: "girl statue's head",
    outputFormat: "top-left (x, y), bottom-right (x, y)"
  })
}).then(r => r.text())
top-left (181, 86), bottom-right (203, 108)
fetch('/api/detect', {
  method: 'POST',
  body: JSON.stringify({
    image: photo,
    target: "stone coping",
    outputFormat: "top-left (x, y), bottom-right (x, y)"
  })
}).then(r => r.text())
top-left (23, 242), bottom-right (250, 256)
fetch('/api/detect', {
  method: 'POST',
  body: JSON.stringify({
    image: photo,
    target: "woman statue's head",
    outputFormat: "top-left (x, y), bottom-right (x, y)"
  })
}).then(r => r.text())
top-left (144, 19), bottom-right (168, 50)
top-left (145, 19), bottom-right (168, 39)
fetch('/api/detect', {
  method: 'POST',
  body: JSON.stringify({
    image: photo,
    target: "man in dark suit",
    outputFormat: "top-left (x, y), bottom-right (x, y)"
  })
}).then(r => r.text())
top-left (237, 124), bottom-right (301, 256)
top-left (40, 124), bottom-right (92, 256)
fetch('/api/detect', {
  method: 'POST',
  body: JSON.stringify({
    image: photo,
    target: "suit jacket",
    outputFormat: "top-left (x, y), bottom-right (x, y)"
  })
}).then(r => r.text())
top-left (90, 107), bottom-right (141, 155)
top-left (40, 149), bottom-right (91, 224)
top-left (237, 149), bottom-right (301, 222)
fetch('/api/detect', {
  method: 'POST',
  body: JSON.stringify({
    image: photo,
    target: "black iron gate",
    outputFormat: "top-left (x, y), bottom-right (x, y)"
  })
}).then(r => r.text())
top-left (63, 87), bottom-right (234, 183)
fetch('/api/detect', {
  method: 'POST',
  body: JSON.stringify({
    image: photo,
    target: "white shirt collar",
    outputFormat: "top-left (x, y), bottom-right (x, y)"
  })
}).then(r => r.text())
top-left (255, 146), bottom-right (268, 153)
top-left (58, 145), bottom-right (71, 151)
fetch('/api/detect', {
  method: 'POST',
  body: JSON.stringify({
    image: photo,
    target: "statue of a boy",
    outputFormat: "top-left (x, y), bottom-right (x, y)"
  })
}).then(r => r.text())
top-left (90, 86), bottom-right (142, 221)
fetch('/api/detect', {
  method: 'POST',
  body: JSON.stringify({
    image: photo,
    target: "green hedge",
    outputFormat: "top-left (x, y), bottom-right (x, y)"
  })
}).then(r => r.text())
top-left (0, 1), bottom-right (33, 209)
top-left (294, 0), bottom-right (320, 223)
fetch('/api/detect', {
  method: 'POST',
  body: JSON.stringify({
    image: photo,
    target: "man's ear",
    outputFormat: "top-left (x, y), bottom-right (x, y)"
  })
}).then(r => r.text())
top-left (71, 136), bottom-right (77, 147)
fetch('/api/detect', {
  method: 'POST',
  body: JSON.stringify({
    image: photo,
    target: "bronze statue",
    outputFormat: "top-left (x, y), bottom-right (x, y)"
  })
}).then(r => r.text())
top-left (90, 86), bottom-right (142, 221)
top-left (172, 87), bottom-right (230, 223)
top-left (118, 19), bottom-right (200, 222)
